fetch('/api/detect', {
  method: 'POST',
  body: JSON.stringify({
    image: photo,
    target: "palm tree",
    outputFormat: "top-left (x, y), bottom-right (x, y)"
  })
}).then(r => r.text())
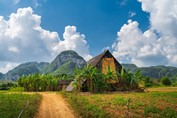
top-left (81, 64), bottom-right (99, 93)
top-left (104, 66), bottom-right (117, 82)
top-left (73, 68), bottom-right (85, 91)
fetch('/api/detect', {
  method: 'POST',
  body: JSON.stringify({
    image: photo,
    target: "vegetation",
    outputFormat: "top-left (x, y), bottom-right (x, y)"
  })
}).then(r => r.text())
top-left (61, 87), bottom-right (177, 118)
top-left (0, 92), bottom-right (41, 118)
top-left (51, 61), bottom-right (77, 76)
top-left (73, 64), bottom-right (143, 93)
top-left (0, 80), bottom-right (17, 90)
top-left (18, 74), bottom-right (60, 91)
top-left (61, 91), bottom-right (110, 118)
top-left (122, 64), bottom-right (177, 81)
top-left (161, 76), bottom-right (172, 86)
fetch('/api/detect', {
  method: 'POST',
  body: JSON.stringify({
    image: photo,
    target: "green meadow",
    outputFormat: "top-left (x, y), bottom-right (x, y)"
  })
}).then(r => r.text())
top-left (0, 92), bottom-right (41, 118)
top-left (61, 87), bottom-right (177, 118)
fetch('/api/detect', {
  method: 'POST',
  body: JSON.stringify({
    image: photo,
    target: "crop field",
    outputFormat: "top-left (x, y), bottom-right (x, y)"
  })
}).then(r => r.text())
top-left (61, 87), bottom-right (177, 118)
top-left (0, 92), bottom-right (41, 118)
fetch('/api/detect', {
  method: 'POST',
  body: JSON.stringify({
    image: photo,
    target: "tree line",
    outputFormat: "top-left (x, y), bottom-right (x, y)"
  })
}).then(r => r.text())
top-left (18, 74), bottom-right (60, 91)
top-left (17, 64), bottom-right (177, 92)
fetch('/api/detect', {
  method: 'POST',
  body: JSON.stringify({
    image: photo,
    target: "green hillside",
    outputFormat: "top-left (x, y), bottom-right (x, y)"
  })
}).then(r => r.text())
top-left (51, 61), bottom-right (76, 76)
top-left (122, 64), bottom-right (177, 80)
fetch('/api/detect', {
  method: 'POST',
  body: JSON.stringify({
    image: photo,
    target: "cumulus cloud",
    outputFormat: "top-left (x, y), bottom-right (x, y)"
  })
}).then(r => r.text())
top-left (112, 20), bottom-right (168, 66)
top-left (59, 26), bottom-right (92, 60)
top-left (0, 7), bottom-right (91, 73)
top-left (112, 0), bottom-right (177, 67)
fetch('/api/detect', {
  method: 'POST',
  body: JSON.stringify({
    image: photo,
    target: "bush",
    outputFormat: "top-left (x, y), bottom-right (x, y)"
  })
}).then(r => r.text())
top-left (161, 76), bottom-right (172, 86)
top-left (9, 87), bottom-right (24, 92)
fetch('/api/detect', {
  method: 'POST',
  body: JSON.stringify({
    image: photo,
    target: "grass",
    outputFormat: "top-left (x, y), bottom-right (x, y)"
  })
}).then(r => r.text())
top-left (61, 87), bottom-right (177, 118)
top-left (0, 92), bottom-right (41, 118)
top-left (61, 91), bottom-right (111, 118)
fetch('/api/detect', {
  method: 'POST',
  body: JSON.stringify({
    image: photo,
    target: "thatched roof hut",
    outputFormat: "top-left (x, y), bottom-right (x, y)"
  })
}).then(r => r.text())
top-left (66, 50), bottom-right (125, 92)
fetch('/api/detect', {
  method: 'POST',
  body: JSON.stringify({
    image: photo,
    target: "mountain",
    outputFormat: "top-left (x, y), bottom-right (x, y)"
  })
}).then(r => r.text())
top-left (0, 73), bottom-right (4, 80)
top-left (45, 50), bottom-right (86, 73)
top-left (122, 64), bottom-right (177, 80)
top-left (4, 62), bottom-right (49, 81)
top-left (51, 61), bottom-right (77, 76)
top-left (122, 64), bottom-right (138, 72)
top-left (3, 50), bottom-right (86, 81)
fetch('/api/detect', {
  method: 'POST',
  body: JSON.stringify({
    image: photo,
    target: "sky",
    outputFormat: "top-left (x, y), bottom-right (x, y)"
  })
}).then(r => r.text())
top-left (0, 0), bottom-right (177, 73)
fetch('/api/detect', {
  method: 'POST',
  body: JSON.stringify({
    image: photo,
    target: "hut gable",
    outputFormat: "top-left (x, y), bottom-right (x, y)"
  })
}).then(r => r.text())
top-left (87, 50), bottom-right (123, 73)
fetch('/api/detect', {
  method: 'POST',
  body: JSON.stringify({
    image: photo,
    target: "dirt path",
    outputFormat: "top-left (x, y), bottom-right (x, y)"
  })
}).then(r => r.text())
top-left (34, 92), bottom-right (75, 118)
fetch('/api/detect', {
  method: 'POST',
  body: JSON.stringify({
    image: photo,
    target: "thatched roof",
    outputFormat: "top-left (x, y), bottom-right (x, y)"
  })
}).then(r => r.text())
top-left (87, 50), bottom-right (107, 67)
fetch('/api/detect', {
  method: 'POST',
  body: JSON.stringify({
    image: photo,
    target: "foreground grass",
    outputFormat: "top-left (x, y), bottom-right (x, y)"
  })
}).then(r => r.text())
top-left (0, 92), bottom-right (41, 118)
top-left (61, 91), bottom-right (111, 118)
top-left (61, 87), bottom-right (177, 118)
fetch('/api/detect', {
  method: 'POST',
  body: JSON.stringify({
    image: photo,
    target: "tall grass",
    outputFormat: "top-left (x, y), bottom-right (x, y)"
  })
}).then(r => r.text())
top-left (0, 92), bottom-right (41, 118)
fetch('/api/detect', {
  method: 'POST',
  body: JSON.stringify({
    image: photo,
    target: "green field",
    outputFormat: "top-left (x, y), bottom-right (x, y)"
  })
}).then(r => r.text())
top-left (61, 87), bottom-right (177, 118)
top-left (0, 92), bottom-right (41, 118)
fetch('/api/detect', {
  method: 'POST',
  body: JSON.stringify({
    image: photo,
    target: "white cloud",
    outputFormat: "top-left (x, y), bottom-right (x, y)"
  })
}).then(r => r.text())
top-left (112, 0), bottom-right (177, 67)
top-left (128, 11), bottom-right (136, 18)
top-left (0, 7), bottom-right (92, 73)
top-left (0, 62), bottom-right (19, 74)
top-left (59, 26), bottom-right (92, 61)
top-left (112, 20), bottom-right (168, 67)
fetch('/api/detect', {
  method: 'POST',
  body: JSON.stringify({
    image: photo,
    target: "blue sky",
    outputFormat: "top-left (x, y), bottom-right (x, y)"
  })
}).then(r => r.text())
top-left (0, 0), bottom-right (177, 73)
top-left (0, 0), bottom-right (149, 55)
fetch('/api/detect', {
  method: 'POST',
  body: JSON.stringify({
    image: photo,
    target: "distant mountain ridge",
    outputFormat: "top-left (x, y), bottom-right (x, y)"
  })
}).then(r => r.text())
top-left (122, 64), bottom-right (177, 80)
top-left (2, 50), bottom-right (86, 81)
top-left (4, 62), bottom-right (49, 81)
top-left (1, 50), bottom-right (177, 81)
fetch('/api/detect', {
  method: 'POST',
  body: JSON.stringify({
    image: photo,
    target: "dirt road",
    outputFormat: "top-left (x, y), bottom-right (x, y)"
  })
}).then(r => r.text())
top-left (34, 92), bottom-right (75, 118)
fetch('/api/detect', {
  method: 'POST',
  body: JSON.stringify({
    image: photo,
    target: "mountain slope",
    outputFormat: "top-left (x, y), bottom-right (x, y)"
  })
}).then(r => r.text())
top-left (4, 62), bottom-right (49, 81)
top-left (3, 50), bottom-right (86, 81)
top-left (51, 61), bottom-right (76, 76)
top-left (45, 50), bottom-right (86, 73)
top-left (122, 64), bottom-right (177, 80)
top-left (0, 73), bottom-right (4, 80)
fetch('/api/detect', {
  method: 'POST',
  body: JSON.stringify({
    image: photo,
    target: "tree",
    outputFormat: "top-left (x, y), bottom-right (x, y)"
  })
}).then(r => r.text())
top-left (82, 64), bottom-right (98, 93)
top-left (161, 76), bottom-right (172, 86)
top-left (73, 68), bottom-right (84, 91)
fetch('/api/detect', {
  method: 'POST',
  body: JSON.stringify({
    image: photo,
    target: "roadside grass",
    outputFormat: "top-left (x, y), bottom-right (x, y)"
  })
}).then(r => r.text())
top-left (0, 92), bottom-right (41, 118)
top-left (60, 91), bottom-right (111, 118)
top-left (62, 87), bottom-right (177, 118)
top-left (148, 86), bottom-right (177, 92)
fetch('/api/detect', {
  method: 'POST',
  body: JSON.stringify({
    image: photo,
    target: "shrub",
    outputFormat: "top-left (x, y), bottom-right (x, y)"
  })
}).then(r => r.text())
top-left (161, 76), bottom-right (172, 86)
top-left (9, 87), bottom-right (24, 92)
top-left (144, 106), bottom-right (160, 117)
